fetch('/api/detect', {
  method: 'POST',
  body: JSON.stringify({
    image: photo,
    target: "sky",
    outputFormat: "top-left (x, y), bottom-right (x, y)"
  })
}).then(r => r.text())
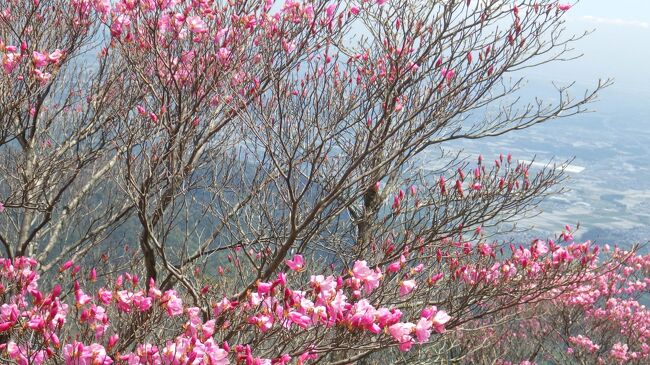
top-left (532, 0), bottom-right (650, 104)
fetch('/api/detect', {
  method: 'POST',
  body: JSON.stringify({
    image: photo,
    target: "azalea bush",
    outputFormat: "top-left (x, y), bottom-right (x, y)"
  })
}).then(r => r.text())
top-left (0, 0), bottom-right (643, 364)
top-left (0, 255), bottom-right (451, 364)
top-left (445, 244), bottom-right (650, 365)
top-left (1, 241), bottom-right (649, 364)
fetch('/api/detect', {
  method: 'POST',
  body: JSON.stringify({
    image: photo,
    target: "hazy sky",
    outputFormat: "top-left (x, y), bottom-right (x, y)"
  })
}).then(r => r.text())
top-left (578, 0), bottom-right (650, 22)
top-left (532, 1), bottom-right (650, 102)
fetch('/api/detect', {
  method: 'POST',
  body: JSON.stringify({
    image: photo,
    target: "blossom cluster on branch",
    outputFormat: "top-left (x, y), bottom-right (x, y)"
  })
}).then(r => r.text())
top-left (3, 238), bottom-right (649, 364)
top-left (0, 255), bottom-right (453, 364)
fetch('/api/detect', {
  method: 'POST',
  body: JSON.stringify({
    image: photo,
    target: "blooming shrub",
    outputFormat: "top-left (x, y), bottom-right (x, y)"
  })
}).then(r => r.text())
top-left (445, 245), bottom-right (650, 365)
top-left (0, 255), bottom-right (452, 364)
top-left (2, 241), bottom-right (648, 364)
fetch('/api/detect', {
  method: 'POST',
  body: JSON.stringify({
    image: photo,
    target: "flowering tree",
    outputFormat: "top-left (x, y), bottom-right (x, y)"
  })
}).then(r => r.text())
top-left (1, 0), bottom-right (643, 364)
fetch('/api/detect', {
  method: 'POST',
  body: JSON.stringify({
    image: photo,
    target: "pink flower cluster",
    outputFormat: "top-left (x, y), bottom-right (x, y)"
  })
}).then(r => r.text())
top-left (0, 254), bottom-right (450, 364)
top-left (569, 335), bottom-right (600, 353)
top-left (1, 44), bottom-right (21, 74)
top-left (551, 247), bottom-right (650, 362)
top-left (243, 256), bottom-right (450, 352)
top-left (1, 40), bottom-right (63, 84)
top-left (487, 245), bottom-right (650, 364)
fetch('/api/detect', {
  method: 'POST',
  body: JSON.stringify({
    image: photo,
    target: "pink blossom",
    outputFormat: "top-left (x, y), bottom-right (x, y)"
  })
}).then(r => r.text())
top-left (2, 51), bottom-right (20, 74)
top-left (428, 272), bottom-right (444, 286)
top-left (110, 14), bottom-right (131, 38)
top-left (351, 260), bottom-right (383, 294)
top-left (532, 239), bottom-right (548, 256)
top-left (187, 16), bottom-right (208, 34)
top-left (136, 105), bottom-right (147, 115)
top-left (33, 69), bottom-right (51, 84)
top-left (569, 335), bottom-right (600, 353)
top-left (376, 307), bottom-right (402, 327)
top-left (288, 311), bottom-right (311, 328)
top-left (63, 342), bottom-right (113, 365)
top-left (325, 3), bottom-right (337, 21)
top-left (48, 49), bottom-right (63, 64)
top-left (213, 297), bottom-right (235, 317)
top-left (161, 290), bottom-right (183, 316)
top-left (432, 310), bottom-right (450, 333)
top-left (302, 5), bottom-right (315, 20)
top-left (282, 40), bottom-right (296, 54)
top-left (75, 288), bottom-right (92, 306)
top-left (93, 0), bottom-right (111, 15)
top-left (387, 255), bottom-right (405, 273)
top-left (26, 316), bottom-right (45, 331)
top-left (275, 272), bottom-right (286, 286)
top-left (388, 322), bottom-right (416, 351)
top-left (108, 334), bottom-right (119, 349)
top-left (399, 280), bottom-right (416, 296)
top-left (214, 27), bottom-right (229, 44)
top-left (387, 261), bottom-right (401, 273)
top-left (285, 254), bottom-right (305, 271)
top-left (275, 354), bottom-right (292, 365)
top-left (441, 68), bottom-right (455, 83)
top-left (329, 290), bottom-right (350, 317)
top-left (415, 317), bottom-right (432, 343)
top-left (60, 260), bottom-right (74, 272)
top-left (298, 351), bottom-right (318, 364)
top-left (32, 51), bottom-right (49, 68)
top-left (132, 292), bottom-right (152, 311)
top-left (611, 343), bottom-right (629, 361)
top-left (249, 314), bottom-right (273, 332)
top-left (394, 100), bottom-right (404, 113)
top-left (411, 263), bottom-right (424, 273)
top-left (115, 290), bottom-right (132, 312)
top-left (257, 281), bottom-right (273, 295)
top-left (97, 288), bottom-right (112, 305)
top-left (7, 342), bottom-right (29, 365)
top-left (217, 47), bottom-right (231, 64)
